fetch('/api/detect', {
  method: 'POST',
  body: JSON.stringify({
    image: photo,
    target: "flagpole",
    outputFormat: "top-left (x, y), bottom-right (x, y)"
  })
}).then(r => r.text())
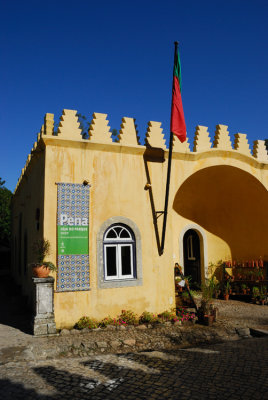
top-left (160, 41), bottom-right (178, 255)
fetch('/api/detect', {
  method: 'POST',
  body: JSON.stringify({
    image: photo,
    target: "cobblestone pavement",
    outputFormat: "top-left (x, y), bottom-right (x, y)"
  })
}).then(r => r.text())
top-left (0, 337), bottom-right (267, 400)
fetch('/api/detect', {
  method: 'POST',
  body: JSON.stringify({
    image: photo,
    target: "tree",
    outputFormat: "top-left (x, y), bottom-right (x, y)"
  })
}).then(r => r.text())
top-left (265, 139), bottom-right (268, 152)
top-left (77, 113), bottom-right (91, 139)
top-left (77, 114), bottom-right (119, 141)
top-left (0, 178), bottom-right (12, 244)
top-left (54, 114), bottom-right (119, 141)
top-left (111, 129), bottom-right (119, 142)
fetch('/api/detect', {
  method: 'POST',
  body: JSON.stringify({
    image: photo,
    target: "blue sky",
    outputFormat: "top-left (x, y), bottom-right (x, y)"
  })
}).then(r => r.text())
top-left (1, 0), bottom-right (268, 191)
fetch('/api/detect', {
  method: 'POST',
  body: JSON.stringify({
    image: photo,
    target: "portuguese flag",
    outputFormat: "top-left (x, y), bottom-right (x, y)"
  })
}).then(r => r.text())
top-left (170, 45), bottom-right (186, 143)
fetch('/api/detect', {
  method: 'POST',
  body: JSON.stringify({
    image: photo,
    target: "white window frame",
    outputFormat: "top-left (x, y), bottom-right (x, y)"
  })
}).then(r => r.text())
top-left (103, 224), bottom-right (135, 281)
top-left (104, 243), bottom-right (133, 280)
top-left (97, 216), bottom-right (143, 289)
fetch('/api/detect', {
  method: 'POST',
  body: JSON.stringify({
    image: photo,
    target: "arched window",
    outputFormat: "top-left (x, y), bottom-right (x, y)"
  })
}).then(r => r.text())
top-left (103, 224), bottom-right (135, 280)
top-left (97, 216), bottom-right (142, 289)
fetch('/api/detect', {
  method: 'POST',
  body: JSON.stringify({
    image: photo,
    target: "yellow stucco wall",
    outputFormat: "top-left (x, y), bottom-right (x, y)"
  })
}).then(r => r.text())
top-left (12, 150), bottom-right (46, 297)
top-left (12, 111), bottom-right (268, 328)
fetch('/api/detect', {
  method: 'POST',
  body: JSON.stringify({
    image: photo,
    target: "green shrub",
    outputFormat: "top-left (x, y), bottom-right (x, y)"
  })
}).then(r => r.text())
top-left (252, 286), bottom-right (260, 298)
top-left (139, 311), bottom-right (159, 324)
top-left (181, 291), bottom-right (190, 299)
top-left (118, 310), bottom-right (138, 325)
top-left (259, 285), bottom-right (267, 300)
top-left (99, 316), bottom-right (115, 327)
top-left (74, 316), bottom-right (98, 330)
top-left (158, 310), bottom-right (177, 322)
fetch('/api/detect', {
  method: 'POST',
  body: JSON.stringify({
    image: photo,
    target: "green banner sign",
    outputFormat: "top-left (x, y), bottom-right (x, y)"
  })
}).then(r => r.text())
top-left (58, 226), bottom-right (89, 255)
top-left (56, 183), bottom-right (90, 292)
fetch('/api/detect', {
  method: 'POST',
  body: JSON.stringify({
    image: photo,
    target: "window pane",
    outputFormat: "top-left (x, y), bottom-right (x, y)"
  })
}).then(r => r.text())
top-left (120, 228), bottom-right (131, 239)
top-left (106, 229), bottom-right (117, 239)
top-left (106, 246), bottom-right (117, 276)
top-left (121, 246), bottom-right (132, 275)
top-left (114, 227), bottom-right (122, 236)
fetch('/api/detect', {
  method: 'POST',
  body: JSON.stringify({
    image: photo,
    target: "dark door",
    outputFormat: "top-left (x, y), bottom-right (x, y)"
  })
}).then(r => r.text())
top-left (183, 229), bottom-right (201, 286)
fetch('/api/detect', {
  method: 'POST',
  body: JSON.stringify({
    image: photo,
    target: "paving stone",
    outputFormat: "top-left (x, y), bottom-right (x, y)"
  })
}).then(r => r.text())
top-left (236, 327), bottom-right (251, 337)
top-left (123, 339), bottom-right (136, 346)
top-left (136, 325), bottom-right (147, 330)
top-left (60, 329), bottom-right (70, 336)
top-left (96, 341), bottom-right (108, 348)
top-left (118, 325), bottom-right (126, 331)
top-left (70, 329), bottom-right (80, 335)
top-left (110, 341), bottom-right (121, 348)
top-left (81, 328), bottom-right (90, 333)
top-left (105, 325), bottom-right (116, 331)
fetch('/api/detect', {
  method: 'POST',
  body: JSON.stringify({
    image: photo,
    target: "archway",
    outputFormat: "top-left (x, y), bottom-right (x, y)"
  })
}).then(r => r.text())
top-left (173, 165), bottom-right (268, 260)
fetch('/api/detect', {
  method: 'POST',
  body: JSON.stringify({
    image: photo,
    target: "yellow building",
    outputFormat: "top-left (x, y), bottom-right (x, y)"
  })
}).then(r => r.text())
top-left (12, 110), bottom-right (268, 328)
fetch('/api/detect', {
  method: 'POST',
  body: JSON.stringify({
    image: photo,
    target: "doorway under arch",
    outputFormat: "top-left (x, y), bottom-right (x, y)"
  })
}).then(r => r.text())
top-left (179, 224), bottom-right (208, 283)
top-left (183, 229), bottom-right (201, 287)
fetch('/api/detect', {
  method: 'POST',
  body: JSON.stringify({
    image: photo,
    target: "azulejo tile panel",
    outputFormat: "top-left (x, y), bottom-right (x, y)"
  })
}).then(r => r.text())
top-left (56, 183), bottom-right (90, 292)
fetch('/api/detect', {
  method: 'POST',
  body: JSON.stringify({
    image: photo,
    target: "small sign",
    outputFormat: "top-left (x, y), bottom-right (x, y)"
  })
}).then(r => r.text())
top-left (58, 226), bottom-right (88, 255)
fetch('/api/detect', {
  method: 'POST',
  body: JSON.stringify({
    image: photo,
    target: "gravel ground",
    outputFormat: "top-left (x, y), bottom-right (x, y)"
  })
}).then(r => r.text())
top-left (213, 298), bottom-right (268, 329)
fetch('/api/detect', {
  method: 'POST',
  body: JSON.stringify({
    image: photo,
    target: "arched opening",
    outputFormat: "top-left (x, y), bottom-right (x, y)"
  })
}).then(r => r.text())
top-left (173, 165), bottom-right (268, 260)
top-left (183, 229), bottom-right (201, 287)
top-left (97, 216), bottom-right (143, 289)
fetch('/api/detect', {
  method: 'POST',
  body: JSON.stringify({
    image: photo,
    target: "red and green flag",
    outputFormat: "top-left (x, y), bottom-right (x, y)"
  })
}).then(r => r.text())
top-left (170, 46), bottom-right (186, 143)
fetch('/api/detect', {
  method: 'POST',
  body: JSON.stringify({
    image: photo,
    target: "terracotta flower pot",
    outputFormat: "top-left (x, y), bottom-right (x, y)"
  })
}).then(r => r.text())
top-left (224, 294), bottom-right (229, 301)
top-left (32, 264), bottom-right (50, 278)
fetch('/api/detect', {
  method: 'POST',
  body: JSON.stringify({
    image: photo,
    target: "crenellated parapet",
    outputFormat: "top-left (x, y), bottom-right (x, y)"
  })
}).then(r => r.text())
top-left (44, 113), bottom-right (54, 136)
top-left (118, 117), bottom-right (140, 145)
top-left (14, 109), bottom-right (268, 194)
top-left (213, 124), bottom-right (232, 150)
top-left (88, 113), bottom-right (112, 143)
top-left (193, 126), bottom-right (212, 152)
top-left (31, 141), bottom-right (37, 153)
top-left (253, 140), bottom-right (268, 162)
top-left (57, 109), bottom-right (82, 139)
top-left (40, 124), bottom-right (45, 136)
top-left (145, 121), bottom-right (167, 149)
top-left (234, 133), bottom-right (251, 156)
top-left (172, 134), bottom-right (190, 152)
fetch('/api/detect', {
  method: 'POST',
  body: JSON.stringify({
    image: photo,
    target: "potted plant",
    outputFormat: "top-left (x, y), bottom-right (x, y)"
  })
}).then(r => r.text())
top-left (223, 282), bottom-right (230, 300)
top-left (181, 291), bottom-right (191, 305)
top-left (252, 286), bottom-right (260, 304)
top-left (241, 283), bottom-right (247, 295)
top-left (198, 278), bottom-right (214, 324)
top-left (31, 238), bottom-right (57, 278)
top-left (259, 286), bottom-right (267, 305)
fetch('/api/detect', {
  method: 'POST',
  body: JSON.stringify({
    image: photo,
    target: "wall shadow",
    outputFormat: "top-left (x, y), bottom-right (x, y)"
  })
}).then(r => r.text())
top-left (0, 274), bottom-right (32, 334)
top-left (173, 165), bottom-right (268, 259)
top-left (1, 340), bottom-right (268, 399)
top-left (143, 151), bottom-right (164, 256)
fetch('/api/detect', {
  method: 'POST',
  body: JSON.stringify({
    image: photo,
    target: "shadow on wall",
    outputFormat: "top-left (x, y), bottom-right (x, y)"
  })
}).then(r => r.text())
top-left (173, 165), bottom-right (268, 259)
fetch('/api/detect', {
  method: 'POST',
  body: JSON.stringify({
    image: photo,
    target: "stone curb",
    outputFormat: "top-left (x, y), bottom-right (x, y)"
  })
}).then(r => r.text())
top-left (0, 323), bottom-right (252, 365)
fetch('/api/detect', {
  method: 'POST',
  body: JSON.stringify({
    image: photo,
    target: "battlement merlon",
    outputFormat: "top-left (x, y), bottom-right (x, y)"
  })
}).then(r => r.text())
top-left (13, 110), bottom-right (268, 194)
